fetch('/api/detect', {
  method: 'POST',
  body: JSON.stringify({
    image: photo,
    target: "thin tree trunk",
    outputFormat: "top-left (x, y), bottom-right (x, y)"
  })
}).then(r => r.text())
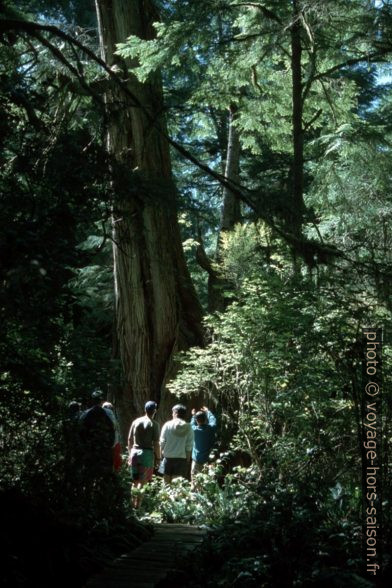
top-left (290, 0), bottom-right (304, 241)
top-left (95, 0), bottom-right (203, 434)
top-left (220, 106), bottom-right (241, 233)
top-left (202, 106), bottom-right (241, 312)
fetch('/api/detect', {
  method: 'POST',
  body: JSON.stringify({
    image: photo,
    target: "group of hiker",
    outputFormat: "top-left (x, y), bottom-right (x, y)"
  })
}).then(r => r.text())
top-left (66, 390), bottom-right (217, 507)
top-left (128, 401), bottom-right (217, 505)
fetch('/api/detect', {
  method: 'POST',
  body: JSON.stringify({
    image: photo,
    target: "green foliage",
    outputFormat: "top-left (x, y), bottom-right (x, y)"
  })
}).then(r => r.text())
top-left (169, 220), bottom-right (391, 512)
top-left (0, 25), bottom-right (116, 407)
top-left (165, 221), bottom-right (391, 584)
top-left (115, 0), bottom-right (392, 226)
top-left (307, 118), bottom-right (392, 277)
top-left (1, 1), bottom-right (392, 586)
top-left (0, 25), bottom-right (132, 588)
top-left (0, 381), bottom-right (146, 587)
top-left (11, 0), bottom-right (97, 27)
top-left (135, 467), bottom-right (260, 526)
top-left (183, 478), bottom-right (368, 588)
top-left (131, 466), bottom-right (369, 587)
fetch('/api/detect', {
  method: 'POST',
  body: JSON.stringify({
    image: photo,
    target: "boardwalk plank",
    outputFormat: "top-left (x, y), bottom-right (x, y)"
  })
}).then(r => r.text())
top-left (84, 523), bottom-right (207, 588)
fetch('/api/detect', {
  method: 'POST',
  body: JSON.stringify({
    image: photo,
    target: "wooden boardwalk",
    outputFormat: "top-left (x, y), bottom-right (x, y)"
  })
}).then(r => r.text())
top-left (85, 523), bottom-right (207, 588)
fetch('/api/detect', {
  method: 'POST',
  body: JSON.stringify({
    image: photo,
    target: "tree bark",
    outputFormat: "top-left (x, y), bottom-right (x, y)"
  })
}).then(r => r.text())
top-left (220, 106), bottom-right (241, 233)
top-left (95, 0), bottom-right (203, 436)
top-left (199, 106), bottom-right (242, 313)
top-left (211, 106), bottom-right (242, 311)
top-left (290, 0), bottom-right (304, 241)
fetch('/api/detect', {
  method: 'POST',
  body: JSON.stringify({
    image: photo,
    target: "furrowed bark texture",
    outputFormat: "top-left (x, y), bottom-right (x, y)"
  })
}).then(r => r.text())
top-left (95, 0), bottom-right (203, 436)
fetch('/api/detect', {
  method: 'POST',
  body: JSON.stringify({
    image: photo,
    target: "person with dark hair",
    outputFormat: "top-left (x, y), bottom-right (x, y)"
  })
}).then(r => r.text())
top-left (160, 404), bottom-right (194, 484)
top-left (190, 406), bottom-right (217, 485)
top-left (67, 400), bottom-right (82, 419)
top-left (127, 401), bottom-right (160, 507)
top-left (79, 389), bottom-right (115, 477)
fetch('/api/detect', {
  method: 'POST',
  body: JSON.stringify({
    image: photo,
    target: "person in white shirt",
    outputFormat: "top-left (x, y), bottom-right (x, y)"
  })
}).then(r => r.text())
top-left (160, 404), bottom-right (194, 484)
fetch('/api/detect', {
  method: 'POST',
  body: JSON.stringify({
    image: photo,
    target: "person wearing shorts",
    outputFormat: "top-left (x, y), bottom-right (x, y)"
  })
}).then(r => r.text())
top-left (160, 404), bottom-right (194, 484)
top-left (127, 401), bottom-right (160, 507)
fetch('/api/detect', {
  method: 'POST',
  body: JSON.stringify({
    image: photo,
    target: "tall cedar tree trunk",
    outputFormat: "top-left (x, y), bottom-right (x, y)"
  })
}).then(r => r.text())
top-left (95, 0), bottom-right (203, 436)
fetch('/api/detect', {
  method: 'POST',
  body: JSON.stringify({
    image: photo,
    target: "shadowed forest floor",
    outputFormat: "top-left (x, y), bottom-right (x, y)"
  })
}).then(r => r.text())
top-left (84, 523), bottom-right (207, 588)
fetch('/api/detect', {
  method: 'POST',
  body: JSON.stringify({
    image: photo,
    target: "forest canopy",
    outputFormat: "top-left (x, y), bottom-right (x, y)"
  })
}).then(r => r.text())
top-left (0, 0), bottom-right (391, 586)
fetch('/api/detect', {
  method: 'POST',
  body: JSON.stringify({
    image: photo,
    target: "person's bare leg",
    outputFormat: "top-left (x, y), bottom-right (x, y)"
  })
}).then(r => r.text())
top-left (131, 481), bottom-right (137, 508)
top-left (136, 480), bottom-right (147, 508)
top-left (132, 480), bottom-right (143, 508)
top-left (163, 474), bottom-right (172, 485)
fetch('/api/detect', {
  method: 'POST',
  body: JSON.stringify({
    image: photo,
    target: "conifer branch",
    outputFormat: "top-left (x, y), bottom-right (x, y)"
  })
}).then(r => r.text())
top-left (1, 15), bottom-right (376, 268)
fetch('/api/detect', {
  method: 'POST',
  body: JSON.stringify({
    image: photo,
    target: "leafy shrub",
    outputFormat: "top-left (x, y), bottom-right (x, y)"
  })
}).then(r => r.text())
top-left (181, 477), bottom-right (367, 588)
top-left (135, 466), bottom-right (260, 526)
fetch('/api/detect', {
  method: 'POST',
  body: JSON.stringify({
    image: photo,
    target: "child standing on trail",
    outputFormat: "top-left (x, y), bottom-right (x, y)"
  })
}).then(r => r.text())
top-left (190, 406), bottom-right (217, 483)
